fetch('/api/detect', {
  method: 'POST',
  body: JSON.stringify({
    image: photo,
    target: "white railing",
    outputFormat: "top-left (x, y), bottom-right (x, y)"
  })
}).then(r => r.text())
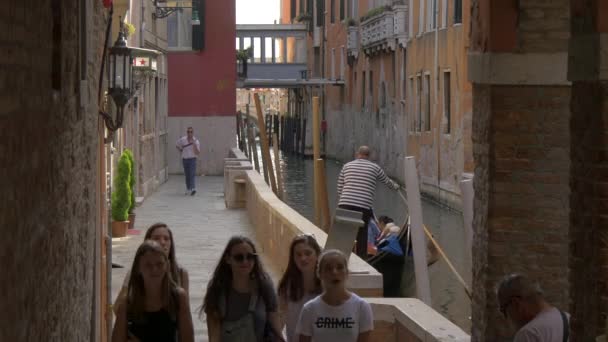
top-left (361, 10), bottom-right (395, 53)
top-left (359, 4), bottom-right (409, 55)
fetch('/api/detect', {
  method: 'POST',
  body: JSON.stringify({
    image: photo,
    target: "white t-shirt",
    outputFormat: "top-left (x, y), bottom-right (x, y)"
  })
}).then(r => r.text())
top-left (295, 293), bottom-right (373, 342)
top-left (285, 293), bottom-right (316, 342)
top-left (514, 307), bottom-right (569, 342)
top-left (176, 136), bottom-right (200, 159)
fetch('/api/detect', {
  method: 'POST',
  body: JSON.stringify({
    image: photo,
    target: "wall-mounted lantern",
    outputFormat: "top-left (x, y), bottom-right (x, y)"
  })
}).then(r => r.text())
top-left (101, 19), bottom-right (134, 132)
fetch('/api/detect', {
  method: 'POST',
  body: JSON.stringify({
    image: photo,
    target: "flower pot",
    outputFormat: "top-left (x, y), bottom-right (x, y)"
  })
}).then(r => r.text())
top-left (112, 220), bottom-right (129, 238)
top-left (128, 213), bottom-right (136, 230)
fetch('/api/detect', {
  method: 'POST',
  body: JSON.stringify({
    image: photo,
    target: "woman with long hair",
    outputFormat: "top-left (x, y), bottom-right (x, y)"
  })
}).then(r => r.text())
top-left (112, 240), bottom-right (194, 342)
top-left (295, 250), bottom-right (374, 342)
top-left (145, 222), bottom-right (189, 294)
top-left (201, 235), bottom-right (283, 342)
top-left (115, 223), bottom-right (189, 315)
top-left (277, 235), bottom-right (322, 342)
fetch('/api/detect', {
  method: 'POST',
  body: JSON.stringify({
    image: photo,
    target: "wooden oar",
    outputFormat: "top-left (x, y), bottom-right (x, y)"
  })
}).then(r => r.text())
top-left (397, 191), bottom-right (473, 300)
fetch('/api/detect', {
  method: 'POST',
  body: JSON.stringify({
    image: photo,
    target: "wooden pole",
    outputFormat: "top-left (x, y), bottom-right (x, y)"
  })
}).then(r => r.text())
top-left (247, 125), bottom-right (260, 173)
top-left (397, 190), bottom-right (473, 300)
top-left (312, 97), bottom-right (321, 226)
top-left (254, 93), bottom-right (278, 194)
top-left (316, 158), bottom-right (331, 232)
top-left (272, 134), bottom-right (283, 199)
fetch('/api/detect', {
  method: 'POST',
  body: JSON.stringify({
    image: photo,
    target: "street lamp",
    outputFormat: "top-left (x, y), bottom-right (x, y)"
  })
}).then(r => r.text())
top-left (105, 20), bottom-right (133, 131)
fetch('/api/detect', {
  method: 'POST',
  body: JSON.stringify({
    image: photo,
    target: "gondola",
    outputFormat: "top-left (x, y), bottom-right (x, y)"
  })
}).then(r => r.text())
top-left (366, 217), bottom-right (438, 297)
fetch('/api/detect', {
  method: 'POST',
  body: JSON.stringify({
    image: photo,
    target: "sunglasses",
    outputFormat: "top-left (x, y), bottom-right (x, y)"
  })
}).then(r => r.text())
top-left (232, 253), bottom-right (256, 263)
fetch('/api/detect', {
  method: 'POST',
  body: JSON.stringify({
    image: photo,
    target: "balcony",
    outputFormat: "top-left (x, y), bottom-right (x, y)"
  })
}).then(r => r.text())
top-left (360, 4), bottom-right (409, 55)
top-left (347, 26), bottom-right (359, 59)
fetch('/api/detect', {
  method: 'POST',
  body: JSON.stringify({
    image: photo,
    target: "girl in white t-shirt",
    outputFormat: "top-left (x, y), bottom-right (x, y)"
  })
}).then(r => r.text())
top-left (278, 234), bottom-right (323, 342)
top-left (295, 250), bottom-right (374, 342)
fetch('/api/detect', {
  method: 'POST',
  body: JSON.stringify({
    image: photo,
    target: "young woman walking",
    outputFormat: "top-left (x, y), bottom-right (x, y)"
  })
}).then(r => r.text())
top-left (115, 223), bottom-right (189, 315)
top-left (112, 240), bottom-right (194, 342)
top-left (201, 235), bottom-right (283, 342)
top-left (277, 235), bottom-right (322, 342)
top-left (144, 223), bottom-right (189, 294)
top-left (295, 250), bottom-right (374, 342)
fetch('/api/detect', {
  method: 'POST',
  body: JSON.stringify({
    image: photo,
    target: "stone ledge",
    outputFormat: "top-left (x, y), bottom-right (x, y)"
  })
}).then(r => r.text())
top-left (468, 52), bottom-right (570, 85)
top-left (368, 298), bottom-right (470, 342)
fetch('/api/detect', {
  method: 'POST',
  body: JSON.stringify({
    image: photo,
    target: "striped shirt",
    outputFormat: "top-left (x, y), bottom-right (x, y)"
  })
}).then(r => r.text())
top-left (337, 158), bottom-right (399, 209)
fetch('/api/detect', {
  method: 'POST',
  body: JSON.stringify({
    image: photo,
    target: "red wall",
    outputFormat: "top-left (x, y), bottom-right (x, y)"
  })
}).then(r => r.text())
top-left (168, 0), bottom-right (236, 117)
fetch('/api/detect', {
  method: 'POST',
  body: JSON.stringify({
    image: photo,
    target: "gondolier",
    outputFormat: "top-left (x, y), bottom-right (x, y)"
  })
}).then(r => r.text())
top-left (336, 145), bottom-right (400, 258)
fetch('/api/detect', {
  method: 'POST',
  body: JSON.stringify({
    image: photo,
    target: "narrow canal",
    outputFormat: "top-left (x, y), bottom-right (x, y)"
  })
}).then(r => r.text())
top-left (261, 148), bottom-right (472, 332)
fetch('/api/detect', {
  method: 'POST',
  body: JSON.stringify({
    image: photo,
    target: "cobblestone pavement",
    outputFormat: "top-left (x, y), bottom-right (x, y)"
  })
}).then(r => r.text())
top-left (111, 175), bottom-right (277, 341)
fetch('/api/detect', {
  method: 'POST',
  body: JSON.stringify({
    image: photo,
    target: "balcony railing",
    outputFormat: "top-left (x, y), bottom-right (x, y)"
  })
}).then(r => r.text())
top-left (347, 26), bottom-right (359, 58)
top-left (360, 4), bottom-right (409, 55)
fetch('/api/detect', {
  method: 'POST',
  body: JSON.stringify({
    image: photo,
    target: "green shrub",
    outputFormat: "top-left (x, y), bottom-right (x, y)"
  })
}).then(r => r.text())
top-left (112, 152), bottom-right (131, 222)
top-left (123, 149), bottom-right (136, 214)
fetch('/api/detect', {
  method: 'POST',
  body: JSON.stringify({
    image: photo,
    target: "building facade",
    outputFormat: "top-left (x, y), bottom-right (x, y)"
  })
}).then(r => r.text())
top-left (167, 0), bottom-right (237, 176)
top-left (281, 0), bottom-right (472, 208)
top-left (113, 0), bottom-right (170, 199)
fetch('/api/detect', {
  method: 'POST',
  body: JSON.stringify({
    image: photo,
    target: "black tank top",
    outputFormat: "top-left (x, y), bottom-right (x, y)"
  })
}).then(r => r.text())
top-left (128, 309), bottom-right (177, 342)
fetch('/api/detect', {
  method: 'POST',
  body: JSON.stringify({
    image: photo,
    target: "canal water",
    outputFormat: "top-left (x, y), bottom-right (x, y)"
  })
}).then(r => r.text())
top-left (261, 149), bottom-right (472, 332)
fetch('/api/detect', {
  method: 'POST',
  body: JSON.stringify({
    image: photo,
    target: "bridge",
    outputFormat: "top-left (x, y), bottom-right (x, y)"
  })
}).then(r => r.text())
top-left (236, 24), bottom-right (345, 88)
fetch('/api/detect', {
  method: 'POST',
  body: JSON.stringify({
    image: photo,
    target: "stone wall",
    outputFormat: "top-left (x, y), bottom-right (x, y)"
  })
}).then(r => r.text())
top-left (0, 0), bottom-right (105, 340)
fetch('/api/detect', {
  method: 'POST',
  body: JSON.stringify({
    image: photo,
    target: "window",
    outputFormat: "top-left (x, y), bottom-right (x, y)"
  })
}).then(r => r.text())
top-left (416, 75), bottom-right (422, 132)
top-left (167, 10), bottom-right (193, 49)
top-left (362, 71), bottom-right (366, 109)
top-left (409, 0), bottom-right (414, 38)
top-left (380, 82), bottom-right (387, 108)
top-left (308, 0), bottom-right (313, 13)
top-left (424, 74), bottom-right (431, 131)
top-left (392, 53), bottom-right (396, 97)
top-left (428, 0), bottom-right (436, 31)
top-left (331, 0), bottom-right (335, 23)
top-left (408, 77), bottom-right (414, 131)
top-left (369, 70), bottom-right (374, 109)
top-left (443, 71), bottom-right (451, 134)
top-left (300, 0), bottom-right (305, 14)
top-left (316, 0), bottom-right (325, 26)
top-left (351, 0), bottom-right (358, 19)
top-left (418, 0), bottom-right (424, 35)
top-left (340, 0), bottom-right (345, 21)
top-left (442, 0), bottom-right (448, 27)
top-left (291, 0), bottom-right (297, 21)
top-left (454, 0), bottom-right (462, 24)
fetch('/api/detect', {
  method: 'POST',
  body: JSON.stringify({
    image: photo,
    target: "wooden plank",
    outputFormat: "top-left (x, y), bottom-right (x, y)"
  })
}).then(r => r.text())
top-left (254, 93), bottom-right (278, 194)
top-left (312, 97), bottom-right (321, 226)
top-left (403, 156), bottom-right (432, 306)
top-left (272, 134), bottom-right (283, 199)
top-left (317, 159), bottom-right (331, 232)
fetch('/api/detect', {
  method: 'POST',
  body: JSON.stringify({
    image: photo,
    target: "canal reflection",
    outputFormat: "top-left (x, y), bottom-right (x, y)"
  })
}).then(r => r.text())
top-left (268, 150), bottom-right (471, 332)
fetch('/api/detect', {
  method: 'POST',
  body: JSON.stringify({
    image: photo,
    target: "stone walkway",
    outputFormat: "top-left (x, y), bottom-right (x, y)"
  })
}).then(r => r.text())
top-left (111, 175), bottom-right (269, 341)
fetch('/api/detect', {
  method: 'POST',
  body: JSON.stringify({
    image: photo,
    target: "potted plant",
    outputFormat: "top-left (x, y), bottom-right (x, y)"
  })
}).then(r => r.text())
top-left (124, 149), bottom-right (136, 230)
top-left (111, 151), bottom-right (132, 238)
top-left (236, 47), bottom-right (252, 78)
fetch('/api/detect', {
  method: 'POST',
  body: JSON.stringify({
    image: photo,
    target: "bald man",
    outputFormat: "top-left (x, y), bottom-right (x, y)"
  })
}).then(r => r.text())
top-left (337, 146), bottom-right (400, 258)
top-left (497, 274), bottom-right (570, 342)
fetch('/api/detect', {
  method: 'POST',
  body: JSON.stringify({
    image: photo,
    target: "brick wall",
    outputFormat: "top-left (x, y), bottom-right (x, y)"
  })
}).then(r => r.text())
top-left (0, 0), bottom-right (105, 339)
top-left (471, 85), bottom-right (571, 341)
top-left (569, 80), bottom-right (608, 341)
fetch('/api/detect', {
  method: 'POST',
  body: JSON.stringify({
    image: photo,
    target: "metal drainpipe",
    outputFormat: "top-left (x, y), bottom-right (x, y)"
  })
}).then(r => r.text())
top-left (434, 0), bottom-right (440, 200)
top-left (321, 9), bottom-right (327, 154)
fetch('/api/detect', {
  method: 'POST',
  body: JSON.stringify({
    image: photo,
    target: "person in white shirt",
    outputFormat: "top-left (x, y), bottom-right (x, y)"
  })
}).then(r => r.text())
top-left (497, 274), bottom-right (570, 342)
top-left (175, 127), bottom-right (200, 195)
top-left (295, 249), bottom-right (373, 342)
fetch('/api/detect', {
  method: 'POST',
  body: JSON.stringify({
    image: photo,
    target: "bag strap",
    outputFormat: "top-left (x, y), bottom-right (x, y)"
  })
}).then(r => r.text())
top-left (559, 310), bottom-right (569, 342)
